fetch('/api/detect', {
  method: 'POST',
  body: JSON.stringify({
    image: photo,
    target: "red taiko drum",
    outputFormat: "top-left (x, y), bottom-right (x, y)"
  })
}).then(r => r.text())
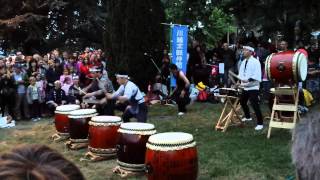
top-left (117, 122), bottom-right (156, 172)
top-left (68, 109), bottom-right (98, 144)
top-left (145, 132), bottom-right (198, 180)
top-left (88, 116), bottom-right (122, 156)
top-left (265, 51), bottom-right (307, 84)
top-left (54, 105), bottom-right (80, 137)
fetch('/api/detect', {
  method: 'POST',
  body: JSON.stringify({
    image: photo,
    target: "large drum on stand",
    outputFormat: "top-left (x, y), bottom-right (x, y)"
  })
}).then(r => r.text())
top-left (53, 105), bottom-right (80, 141)
top-left (265, 51), bottom-right (308, 84)
top-left (116, 122), bottom-right (156, 172)
top-left (66, 109), bottom-right (98, 150)
top-left (87, 116), bottom-right (122, 158)
top-left (145, 132), bottom-right (198, 180)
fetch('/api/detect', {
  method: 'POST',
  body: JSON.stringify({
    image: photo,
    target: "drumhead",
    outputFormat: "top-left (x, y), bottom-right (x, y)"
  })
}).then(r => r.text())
top-left (118, 122), bottom-right (156, 135)
top-left (91, 116), bottom-right (122, 123)
top-left (55, 105), bottom-right (80, 114)
top-left (297, 53), bottom-right (308, 81)
top-left (146, 132), bottom-right (196, 151)
top-left (68, 109), bottom-right (98, 118)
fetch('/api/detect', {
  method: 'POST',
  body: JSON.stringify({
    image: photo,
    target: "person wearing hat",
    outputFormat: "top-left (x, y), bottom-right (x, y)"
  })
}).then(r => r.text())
top-left (82, 66), bottom-right (115, 115)
top-left (238, 45), bottom-right (263, 131)
top-left (105, 71), bottom-right (148, 122)
top-left (168, 63), bottom-right (191, 116)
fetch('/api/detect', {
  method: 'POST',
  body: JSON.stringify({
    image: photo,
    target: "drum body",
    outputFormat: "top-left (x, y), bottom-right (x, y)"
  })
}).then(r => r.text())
top-left (88, 116), bottom-right (122, 155)
top-left (117, 122), bottom-right (156, 172)
top-left (145, 132), bottom-right (198, 180)
top-left (54, 105), bottom-right (80, 135)
top-left (265, 51), bottom-right (308, 84)
top-left (68, 109), bottom-right (98, 143)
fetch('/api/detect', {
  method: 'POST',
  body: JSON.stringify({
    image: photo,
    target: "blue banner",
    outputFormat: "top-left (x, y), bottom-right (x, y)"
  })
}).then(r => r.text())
top-left (171, 25), bottom-right (188, 87)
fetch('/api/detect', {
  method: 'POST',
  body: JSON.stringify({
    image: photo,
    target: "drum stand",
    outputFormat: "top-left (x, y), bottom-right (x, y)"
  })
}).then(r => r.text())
top-left (215, 95), bottom-right (242, 132)
top-left (112, 166), bottom-right (145, 178)
top-left (51, 132), bottom-right (69, 142)
top-left (83, 151), bottom-right (116, 162)
top-left (267, 87), bottom-right (300, 139)
top-left (65, 139), bottom-right (88, 150)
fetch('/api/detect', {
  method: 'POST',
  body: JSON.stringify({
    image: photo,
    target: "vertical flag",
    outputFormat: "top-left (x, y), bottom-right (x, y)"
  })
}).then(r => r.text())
top-left (170, 25), bottom-right (188, 87)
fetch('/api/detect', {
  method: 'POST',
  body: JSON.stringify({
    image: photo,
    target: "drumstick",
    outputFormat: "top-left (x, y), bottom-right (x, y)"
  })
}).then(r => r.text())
top-left (76, 87), bottom-right (87, 95)
top-left (228, 70), bottom-right (241, 80)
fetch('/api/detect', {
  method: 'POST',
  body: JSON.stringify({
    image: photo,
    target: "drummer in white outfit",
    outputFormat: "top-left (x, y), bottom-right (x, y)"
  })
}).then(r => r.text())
top-left (238, 45), bottom-right (263, 131)
top-left (106, 71), bottom-right (148, 122)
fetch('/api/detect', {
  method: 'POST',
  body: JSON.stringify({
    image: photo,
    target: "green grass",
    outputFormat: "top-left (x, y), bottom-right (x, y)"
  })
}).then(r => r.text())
top-left (0, 102), bottom-right (296, 180)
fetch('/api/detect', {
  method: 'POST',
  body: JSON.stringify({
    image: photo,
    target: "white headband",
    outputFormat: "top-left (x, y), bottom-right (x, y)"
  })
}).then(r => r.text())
top-left (116, 74), bottom-right (129, 79)
top-left (243, 46), bottom-right (254, 52)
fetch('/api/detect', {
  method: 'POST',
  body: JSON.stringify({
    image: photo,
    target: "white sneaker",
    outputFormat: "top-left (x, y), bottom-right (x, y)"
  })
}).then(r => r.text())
top-left (178, 112), bottom-right (185, 116)
top-left (254, 125), bottom-right (263, 131)
top-left (241, 117), bottom-right (252, 122)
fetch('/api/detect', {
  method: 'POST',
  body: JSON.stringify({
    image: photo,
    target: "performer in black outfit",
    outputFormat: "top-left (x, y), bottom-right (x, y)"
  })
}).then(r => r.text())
top-left (168, 64), bottom-right (190, 116)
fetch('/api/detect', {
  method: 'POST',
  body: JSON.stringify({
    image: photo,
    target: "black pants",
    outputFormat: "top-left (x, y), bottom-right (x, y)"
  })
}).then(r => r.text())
top-left (96, 99), bottom-right (115, 116)
top-left (30, 100), bottom-right (41, 118)
top-left (122, 103), bottom-right (148, 123)
top-left (1, 94), bottom-right (16, 120)
top-left (173, 90), bottom-right (190, 113)
top-left (240, 90), bottom-right (263, 125)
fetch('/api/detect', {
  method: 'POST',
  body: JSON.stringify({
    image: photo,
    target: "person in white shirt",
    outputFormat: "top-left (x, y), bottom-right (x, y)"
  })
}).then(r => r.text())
top-left (106, 71), bottom-right (147, 122)
top-left (238, 45), bottom-right (264, 130)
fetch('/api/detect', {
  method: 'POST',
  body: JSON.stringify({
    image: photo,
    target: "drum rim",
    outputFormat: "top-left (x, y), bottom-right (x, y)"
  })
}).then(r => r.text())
top-left (297, 53), bottom-right (308, 81)
top-left (146, 132), bottom-right (196, 151)
top-left (91, 116), bottom-right (122, 123)
top-left (265, 53), bottom-right (273, 82)
top-left (119, 122), bottom-right (155, 130)
top-left (292, 51), bottom-right (300, 82)
top-left (68, 109), bottom-right (97, 118)
top-left (89, 121), bottom-right (122, 126)
top-left (55, 105), bottom-right (81, 114)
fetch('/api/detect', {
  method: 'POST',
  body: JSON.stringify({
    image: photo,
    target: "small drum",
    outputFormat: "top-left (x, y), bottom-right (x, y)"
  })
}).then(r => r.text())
top-left (68, 109), bottom-right (98, 146)
top-left (265, 51), bottom-right (308, 84)
top-left (219, 88), bottom-right (239, 97)
top-left (145, 132), bottom-right (198, 180)
top-left (117, 122), bottom-right (156, 172)
top-left (88, 116), bottom-right (122, 156)
top-left (54, 105), bottom-right (80, 138)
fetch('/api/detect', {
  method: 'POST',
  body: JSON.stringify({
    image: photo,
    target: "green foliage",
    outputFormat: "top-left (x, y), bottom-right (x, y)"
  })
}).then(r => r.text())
top-left (203, 7), bottom-right (236, 48)
top-left (163, 0), bottom-right (235, 47)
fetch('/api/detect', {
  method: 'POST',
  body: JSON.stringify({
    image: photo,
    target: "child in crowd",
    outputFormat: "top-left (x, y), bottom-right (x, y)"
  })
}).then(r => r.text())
top-left (26, 76), bottom-right (43, 121)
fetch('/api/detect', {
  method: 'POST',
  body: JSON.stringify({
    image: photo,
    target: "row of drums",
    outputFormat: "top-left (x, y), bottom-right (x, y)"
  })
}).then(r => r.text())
top-left (54, 105), bottom-right (198, 179)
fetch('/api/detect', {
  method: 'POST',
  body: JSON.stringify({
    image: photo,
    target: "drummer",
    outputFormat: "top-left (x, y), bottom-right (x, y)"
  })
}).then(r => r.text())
top-left (82, 66), bottom-right (115, 115)
top-left (105, 71), bottom-right (148, 123)
top-left (237, 45), bottom-right (263, 131)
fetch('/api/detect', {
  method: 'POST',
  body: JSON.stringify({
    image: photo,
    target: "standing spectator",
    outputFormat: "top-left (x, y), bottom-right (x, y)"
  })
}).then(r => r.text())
top-left (27, 59), bottom-right (38, 77)
top-left (36, 73), bottom-right (47, 117)
top-left (45, 60), bottom-right (61, 93)
top-left (221, 42), bottom-right (236, 87)
top-left (13, 64), bottom-right (29, 120)
top-left (0, 70), bottom-right (17, 120)
top-left (306, 58), bottom-right (320, 101)
top-left (26, 77), bottom-right (42, 121)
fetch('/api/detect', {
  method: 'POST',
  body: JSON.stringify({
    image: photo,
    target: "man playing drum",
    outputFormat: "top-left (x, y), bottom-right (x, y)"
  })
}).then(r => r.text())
top-left (82, 66), bottom-right (115, 115)
top-left (238, 45), bottom-right (264, 131)
top-left (105, 71), bottom-right (148, 123)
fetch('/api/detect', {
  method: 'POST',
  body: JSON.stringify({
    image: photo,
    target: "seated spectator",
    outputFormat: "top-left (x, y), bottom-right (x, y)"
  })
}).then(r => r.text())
top-left (0, 144), bottom-right (85, 180)
top-left (46, 81), bottom-right (68, 113)
top-left (292, 112), bottom-right (320, 179)
top-left (68, 76), bottom-right (83, 105)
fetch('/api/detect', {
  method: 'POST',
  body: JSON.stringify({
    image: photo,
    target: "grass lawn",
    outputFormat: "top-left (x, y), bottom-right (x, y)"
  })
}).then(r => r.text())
top-left (0, 102), bottom-right (297, 180)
